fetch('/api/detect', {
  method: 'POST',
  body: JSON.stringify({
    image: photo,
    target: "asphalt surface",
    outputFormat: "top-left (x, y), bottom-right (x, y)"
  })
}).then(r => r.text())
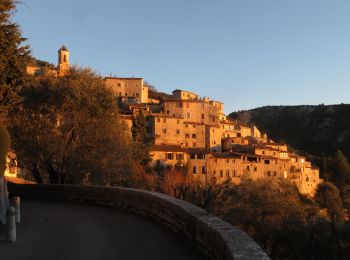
top-left (0, 200), bottom-right (203, 260)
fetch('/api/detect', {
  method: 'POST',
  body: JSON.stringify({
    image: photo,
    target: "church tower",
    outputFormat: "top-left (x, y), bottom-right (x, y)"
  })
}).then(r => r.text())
top-left (58, 45), bottom-right (69, 76)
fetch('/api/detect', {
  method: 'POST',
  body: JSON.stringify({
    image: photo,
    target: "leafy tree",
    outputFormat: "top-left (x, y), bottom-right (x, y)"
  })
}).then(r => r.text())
top-left (9, 68), bottom-right (140, 186)
top-left (131, 111), bottom-right (152, 167)
top-left (314, 182), bottom-right (344, 258)
top-left (144, 81), bottom-right (171, 100)
top-left (331, 151), bottom-right (350, 200)
top-left (212, 179), bottom-right (309, 259)
top-left (315, 182), bottom-right (343, 223)
top-left (0, 0), bottom-right (31, 116)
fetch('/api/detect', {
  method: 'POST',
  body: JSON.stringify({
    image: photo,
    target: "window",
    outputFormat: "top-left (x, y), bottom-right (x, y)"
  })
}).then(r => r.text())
top-left (193, 125), bottom-right (196, 128)
top-left (190, 154), bottom-right (196, 159)
top-left (125, 93), bottom-right (128, 97)
top-left (247, 166), bottom-right (250, 171)
top-left (213, 170), bottom-right (216, 175)
top-left (118, 92), bottom-right (122, 97)
top-left (166, 110), bottom-right (169, 114)
top-left (202, 166), bottom-right (206, 174)
top-left (166, 153), bottom-right (174, 160)
top-left (63, 55), bottom-right (66, 62)
top-left (162, 129), bottom-right (167, 134)
top-left (186, 112), bottom-right (191, 119)
top-left (177, 119), bottom-right (180, 124)
top-left (193, 142), bottom-right (196, 147)
top-left (176, 129), bottom-right (180, 135)
top-left (226, 159), bottom-right (229, 163)
top-left (226, 170), bottom-right (230, 178)
top-left (197, 154), bottom-right (205, 160)
top-left (264, 160), bottom-right (270, 165)
top-left (185, 133), bottom-right (190, 138)
top-left (186, 103), bottom-right (189, 108)
top-left (185, 142), bottom-right (188, 147)
top-left (176, 154), bottom-right (184, 160)
top-left (192, 134), bottom-right (196, 139)
top-left (201, 114), bottom-right (205, 120)
top-left (254, 167), bottom-right (257, 172)
top-left (185, 125), bottom-right (189, 128)
top-left (157, 118), bottom-right (160, 123)
top-left (220, 170), bottom-right (223, 178)
top-left (135, 93), bottom-right (139, 98)
top-left (193, 166), bottom-right (197, 174)
top-left (233, 170), bottom-right (236, 177)
top-left (117, 83), bottom-right (121, 87)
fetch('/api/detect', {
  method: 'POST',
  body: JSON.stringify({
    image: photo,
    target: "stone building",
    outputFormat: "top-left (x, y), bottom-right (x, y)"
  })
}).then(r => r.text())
top-left (26, 45), bottom-right (70, 76)
top-left (25, 46), bottom-right (322, 196)
top-left (104, 77), bottom-right (148, 104)
top-left (138, 88), bottom-right (322, 196)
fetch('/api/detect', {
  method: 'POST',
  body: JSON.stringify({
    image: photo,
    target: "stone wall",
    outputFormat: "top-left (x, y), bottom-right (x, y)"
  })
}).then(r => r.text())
top-left (8, 184), bottom-right (270, 260)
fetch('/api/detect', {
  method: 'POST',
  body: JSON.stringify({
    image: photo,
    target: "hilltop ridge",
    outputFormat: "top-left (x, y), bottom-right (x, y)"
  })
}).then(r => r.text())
top-left (229, 104), bottom-right (350, 158)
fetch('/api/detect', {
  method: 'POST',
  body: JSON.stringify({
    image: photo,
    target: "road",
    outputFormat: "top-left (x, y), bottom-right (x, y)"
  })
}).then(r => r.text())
top-left (0, 200), bottom-right (203, 260)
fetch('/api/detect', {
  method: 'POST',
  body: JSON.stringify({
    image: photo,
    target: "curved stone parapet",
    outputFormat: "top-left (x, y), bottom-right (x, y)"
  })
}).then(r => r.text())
top-left (8, 184), bottom-right (270, 260)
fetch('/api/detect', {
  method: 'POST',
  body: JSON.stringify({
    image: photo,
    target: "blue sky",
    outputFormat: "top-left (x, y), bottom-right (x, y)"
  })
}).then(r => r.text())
top-left (14, 0), bottom-right (350, 112)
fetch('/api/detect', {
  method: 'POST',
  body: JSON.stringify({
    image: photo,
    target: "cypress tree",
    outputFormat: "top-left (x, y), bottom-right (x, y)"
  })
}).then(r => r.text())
top-left (0, 0), bottom-right (31, 116)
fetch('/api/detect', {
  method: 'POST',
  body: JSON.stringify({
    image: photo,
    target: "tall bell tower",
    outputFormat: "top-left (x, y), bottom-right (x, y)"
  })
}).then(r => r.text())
top-left (58, 45), bottom-right (69, 76)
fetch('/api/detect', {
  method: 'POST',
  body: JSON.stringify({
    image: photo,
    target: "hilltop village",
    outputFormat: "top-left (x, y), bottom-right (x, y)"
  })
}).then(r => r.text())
top-left (23, 46), bottom-right (322, 196)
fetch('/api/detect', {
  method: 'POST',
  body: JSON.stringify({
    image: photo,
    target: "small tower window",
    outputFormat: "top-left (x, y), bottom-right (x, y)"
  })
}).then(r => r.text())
top-left (63, 55), bottom-right (66, 62)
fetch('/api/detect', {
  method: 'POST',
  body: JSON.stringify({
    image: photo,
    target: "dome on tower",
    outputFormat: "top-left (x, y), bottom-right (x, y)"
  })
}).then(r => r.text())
top-left (58, 45), bottom-right (69, 52)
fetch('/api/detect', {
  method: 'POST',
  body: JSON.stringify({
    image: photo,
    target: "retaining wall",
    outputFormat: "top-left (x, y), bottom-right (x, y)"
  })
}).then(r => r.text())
top-left (8, 184), bottom-right (270, 260)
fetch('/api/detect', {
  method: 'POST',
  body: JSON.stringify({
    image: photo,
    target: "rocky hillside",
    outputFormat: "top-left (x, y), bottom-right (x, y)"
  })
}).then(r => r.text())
top-left (229, 104), bottom-right (350, 158)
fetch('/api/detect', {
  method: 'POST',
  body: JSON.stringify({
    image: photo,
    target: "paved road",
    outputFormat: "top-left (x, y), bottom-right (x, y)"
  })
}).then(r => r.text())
top-left (0, 200), bottom-right (203, 260)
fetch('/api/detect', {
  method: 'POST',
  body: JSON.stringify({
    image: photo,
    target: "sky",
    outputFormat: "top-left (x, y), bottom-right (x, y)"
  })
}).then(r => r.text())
top-left (14, 0), bottom-right (350, 113)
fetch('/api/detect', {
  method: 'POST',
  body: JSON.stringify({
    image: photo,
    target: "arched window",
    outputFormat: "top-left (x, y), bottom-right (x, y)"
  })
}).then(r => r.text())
top-left (63, 55), bottom-right (66, 62)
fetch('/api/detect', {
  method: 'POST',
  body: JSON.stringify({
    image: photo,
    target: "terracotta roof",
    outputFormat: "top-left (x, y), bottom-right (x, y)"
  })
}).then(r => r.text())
top-left (255, 145), bottom-right (286, 152)
top-left (183, 121), bottom-right (205, 125)
top-left (150, 145), bottom-right (211, 154)
top-left (172, 89), bottom-right (199, 96)
top-left (151, 114), bottom-right (184, 119)
top-left (209, 100), bottom-right (224, 104)
top-left (164, 98), bottom-right (207, 103)
top-left (150, 145), bottom-right (183, 152)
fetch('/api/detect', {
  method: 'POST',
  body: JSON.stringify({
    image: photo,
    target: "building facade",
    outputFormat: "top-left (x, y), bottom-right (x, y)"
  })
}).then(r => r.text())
top-left (133, 88), bottom-right (322, 196)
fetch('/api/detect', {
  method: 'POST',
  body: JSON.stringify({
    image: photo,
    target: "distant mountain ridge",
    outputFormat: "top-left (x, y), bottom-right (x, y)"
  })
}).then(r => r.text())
top-left (228, 104), bottom-right (350, 158)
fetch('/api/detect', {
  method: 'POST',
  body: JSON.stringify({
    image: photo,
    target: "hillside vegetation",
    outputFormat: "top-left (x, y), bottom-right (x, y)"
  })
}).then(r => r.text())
top-left (229, 104), bottom-right (350, 158)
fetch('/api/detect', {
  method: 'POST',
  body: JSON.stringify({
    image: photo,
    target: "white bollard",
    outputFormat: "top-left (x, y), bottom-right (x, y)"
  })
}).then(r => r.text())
top-left (13, 197), bottom-right (20, 224)
top-left (7, 206), bottom-right (16, 242)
